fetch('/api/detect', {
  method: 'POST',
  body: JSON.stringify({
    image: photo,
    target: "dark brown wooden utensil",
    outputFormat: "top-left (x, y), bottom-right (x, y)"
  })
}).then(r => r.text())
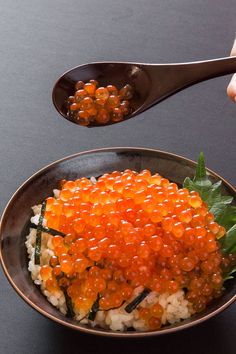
top-left (52, 56), bottom-right (236, 126)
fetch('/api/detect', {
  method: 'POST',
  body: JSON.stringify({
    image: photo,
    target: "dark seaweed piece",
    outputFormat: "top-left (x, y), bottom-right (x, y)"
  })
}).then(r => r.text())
top-left (88, 294), bottom-right (101, 321)
top-left (124, 288), bottom-right (151, 313)
top-left (56, 273), bottom-right (74, 317)
top-left (78, 313), bottom-right (89, 323)
top-left (34, 201), bottom-right (47, 265)
top-left (30, 223), bottom-right (65, 237)
top-left (103, 301), bottom-right (126, 312)
top-left (63, 290), bottom-right (75, 318)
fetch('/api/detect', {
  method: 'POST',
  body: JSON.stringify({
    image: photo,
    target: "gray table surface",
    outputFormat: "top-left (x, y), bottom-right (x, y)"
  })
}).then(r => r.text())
top-left (0, 1), bottom-right (236, 353)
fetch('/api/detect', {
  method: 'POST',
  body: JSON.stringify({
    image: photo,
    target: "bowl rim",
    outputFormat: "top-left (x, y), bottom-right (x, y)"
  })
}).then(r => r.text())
top-left (0, 146), bottom-right (236, 337)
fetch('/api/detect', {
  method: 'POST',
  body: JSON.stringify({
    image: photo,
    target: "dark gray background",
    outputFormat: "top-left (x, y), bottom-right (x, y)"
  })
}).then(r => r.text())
top-left (0, 1), bottom-right (235, 353)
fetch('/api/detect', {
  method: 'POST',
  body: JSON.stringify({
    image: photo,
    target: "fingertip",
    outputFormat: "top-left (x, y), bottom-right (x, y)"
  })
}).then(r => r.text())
top-left (227, 74), bottom-right (236, 102)
top-left (227, 84), bottom-right (236, 102)
top-left (230, 38), bottom-right (236, 56)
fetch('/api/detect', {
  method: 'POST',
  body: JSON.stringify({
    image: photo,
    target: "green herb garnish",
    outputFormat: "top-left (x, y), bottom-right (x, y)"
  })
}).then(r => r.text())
top-left (223, 266), bottom-right (236, 282)
top-left (183, 152), bottom-right (233, 212)
top-left (183, 152), bottom-right (236, 254)
top-left (221, 225), bottom-right (236, 254)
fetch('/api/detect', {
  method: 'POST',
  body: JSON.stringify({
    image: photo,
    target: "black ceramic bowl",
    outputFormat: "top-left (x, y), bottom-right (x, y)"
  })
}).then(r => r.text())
top-left (0, 147), bottom-right (236, 337)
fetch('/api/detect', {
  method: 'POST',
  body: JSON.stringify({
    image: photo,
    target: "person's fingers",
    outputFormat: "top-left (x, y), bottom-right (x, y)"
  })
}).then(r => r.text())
top-left (230, 38), bottom-right (236, 56)
top-left (227, 39), bottom-right (236, 102)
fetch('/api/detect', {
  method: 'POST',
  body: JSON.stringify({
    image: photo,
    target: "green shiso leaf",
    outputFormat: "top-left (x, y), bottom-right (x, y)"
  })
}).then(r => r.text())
top-left (183, 153), bottom-right (236, 255)
top-left (214, 205), bottom-right (236, 230)
top-left (195, 151), bottom-right (207, 181)
top-left (221, 225), bottom-right (236, 254)
top-left (223, 266), bottom-right (236, 282)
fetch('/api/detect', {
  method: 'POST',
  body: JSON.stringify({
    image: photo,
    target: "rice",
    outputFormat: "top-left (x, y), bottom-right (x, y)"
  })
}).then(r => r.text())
top-left (25, 203), bottom-right (193, 331)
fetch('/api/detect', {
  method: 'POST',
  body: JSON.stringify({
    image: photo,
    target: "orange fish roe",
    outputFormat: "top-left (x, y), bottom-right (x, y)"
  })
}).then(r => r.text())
top-left (67, 80), bottom-right (134, 126)
top-left (43, 169), bottom-right (225, 329)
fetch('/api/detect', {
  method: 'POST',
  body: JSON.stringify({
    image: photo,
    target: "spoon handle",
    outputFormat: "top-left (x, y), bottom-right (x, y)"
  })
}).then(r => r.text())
top-left (141, 56), bottom-right (236, 111)
top-left (170, 56), bottom-right (236, 82)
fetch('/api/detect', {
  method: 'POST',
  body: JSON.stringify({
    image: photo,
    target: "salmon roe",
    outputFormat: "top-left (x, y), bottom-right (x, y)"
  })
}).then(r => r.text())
top-left (68, 80), bottom-right (133, 126)
top-left (43, 169), bottom-right (225, 329)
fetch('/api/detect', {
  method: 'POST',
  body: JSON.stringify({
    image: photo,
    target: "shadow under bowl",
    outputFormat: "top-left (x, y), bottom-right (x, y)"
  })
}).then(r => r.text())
top-left (0, 147), bottom-right (236, 337)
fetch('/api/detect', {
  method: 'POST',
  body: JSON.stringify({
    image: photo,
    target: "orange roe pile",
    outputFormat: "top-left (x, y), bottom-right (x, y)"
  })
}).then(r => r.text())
top-left (41, 169), bottom-right (225, 330)
top-left (67, 80), bottom-right (133, 126)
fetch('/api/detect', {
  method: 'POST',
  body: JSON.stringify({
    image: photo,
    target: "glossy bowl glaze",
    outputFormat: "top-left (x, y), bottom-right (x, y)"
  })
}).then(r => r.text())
top-left (0, 147), bottom-right (236, 337)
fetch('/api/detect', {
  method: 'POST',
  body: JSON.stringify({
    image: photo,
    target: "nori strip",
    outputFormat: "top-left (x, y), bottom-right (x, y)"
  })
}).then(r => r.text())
top-left (103, 301), bottom-right (126, 312)
top-left (34, 201), bottom-right (47, 265)
top-left (30, 223), bottom-right (65, 237)
top-left (88, 294), bottom-right (100, 321)
top-left (124, 288), bottom-right (151, 313)
top-left (64, 290), bottom-right (75, 318)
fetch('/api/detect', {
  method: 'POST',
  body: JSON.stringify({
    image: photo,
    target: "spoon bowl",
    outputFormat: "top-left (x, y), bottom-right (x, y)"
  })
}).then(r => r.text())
top-left (52, 62), bottom-right (151, 125)
top-left (52, 57), bottom-right (236, 126)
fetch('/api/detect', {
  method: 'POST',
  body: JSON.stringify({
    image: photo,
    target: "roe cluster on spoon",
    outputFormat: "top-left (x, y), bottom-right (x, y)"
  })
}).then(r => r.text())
top-left (67, 80), bottom-right (134, 126)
